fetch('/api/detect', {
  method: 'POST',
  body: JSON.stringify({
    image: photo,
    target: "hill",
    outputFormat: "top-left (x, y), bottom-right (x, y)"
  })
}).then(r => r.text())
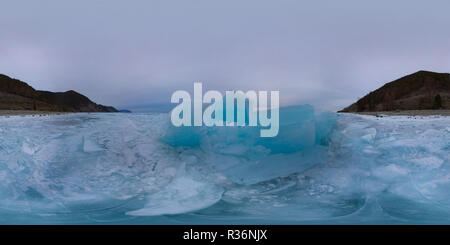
top-left (340, 71), bottom-right (450, 112)
top-left (0, 74), bottom-right (117, 112)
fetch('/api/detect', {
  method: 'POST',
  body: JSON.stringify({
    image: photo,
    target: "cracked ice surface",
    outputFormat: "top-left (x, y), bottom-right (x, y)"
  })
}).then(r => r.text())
top-left (0, 109), bottom-right (449, 224)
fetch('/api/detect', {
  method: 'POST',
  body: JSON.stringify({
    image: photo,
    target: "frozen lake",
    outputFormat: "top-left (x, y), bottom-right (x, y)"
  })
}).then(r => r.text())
top-left (0, 107), bottom-right (449, 224)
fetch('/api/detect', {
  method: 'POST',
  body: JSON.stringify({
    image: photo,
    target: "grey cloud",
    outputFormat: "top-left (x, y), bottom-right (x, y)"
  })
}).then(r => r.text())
top-left (1, 0), bottom-right (449, 111)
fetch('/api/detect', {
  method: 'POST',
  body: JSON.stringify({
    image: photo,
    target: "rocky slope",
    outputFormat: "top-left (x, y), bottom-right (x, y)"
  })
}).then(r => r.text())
top-left (0, 74), bottom-right (117, 112)
top-left (340, 71), bottom-right (450, 112)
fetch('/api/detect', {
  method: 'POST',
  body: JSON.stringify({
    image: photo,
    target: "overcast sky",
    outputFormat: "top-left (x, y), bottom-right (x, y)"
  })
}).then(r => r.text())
top-left (1, 0), bottom-right (449, 111)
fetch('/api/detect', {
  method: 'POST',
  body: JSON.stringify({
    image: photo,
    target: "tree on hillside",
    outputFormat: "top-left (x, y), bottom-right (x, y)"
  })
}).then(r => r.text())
top-left (433, 94), bottom-right (442, 109)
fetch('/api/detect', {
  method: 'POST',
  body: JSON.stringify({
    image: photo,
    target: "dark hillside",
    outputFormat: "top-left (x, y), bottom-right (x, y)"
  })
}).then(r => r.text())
top-left (340, 71), bottom-right (450, 112)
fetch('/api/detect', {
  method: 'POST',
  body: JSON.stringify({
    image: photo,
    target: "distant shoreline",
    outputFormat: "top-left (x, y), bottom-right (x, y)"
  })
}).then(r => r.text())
top-left (3, 109), bottom-right (450, 118)
top-left (0, 110), bottom-right (71, 117)
top-left (339, 109), bottom-right (450, 117)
